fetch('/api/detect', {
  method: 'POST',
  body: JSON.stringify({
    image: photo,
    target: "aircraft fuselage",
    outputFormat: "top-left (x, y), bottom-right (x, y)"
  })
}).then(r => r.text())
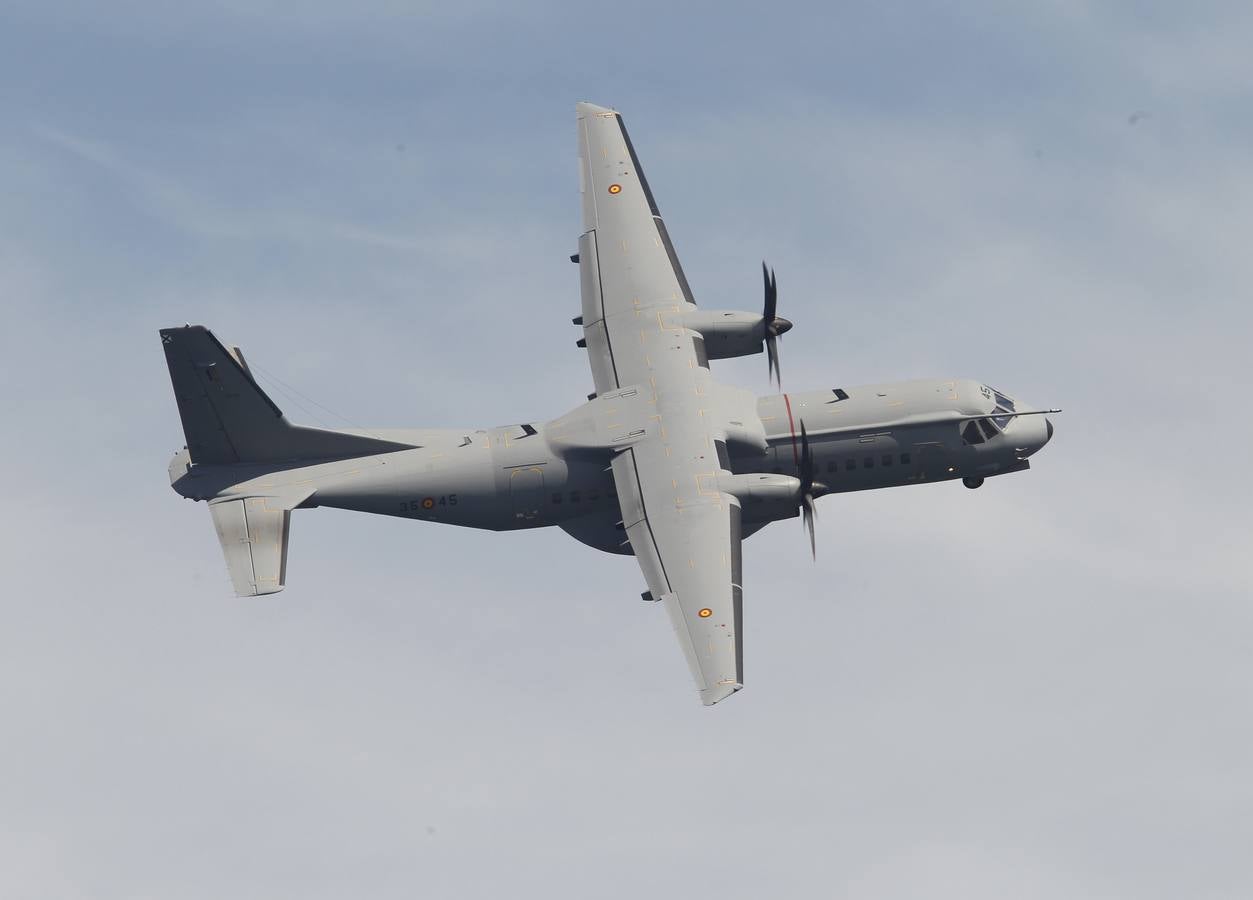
top-left (171, 377), bottom-right (1051, 556)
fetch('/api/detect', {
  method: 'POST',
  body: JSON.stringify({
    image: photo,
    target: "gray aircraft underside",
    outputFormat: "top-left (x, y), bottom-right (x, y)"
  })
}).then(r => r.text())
top-left (162, 102), bottom-right (1057, 706)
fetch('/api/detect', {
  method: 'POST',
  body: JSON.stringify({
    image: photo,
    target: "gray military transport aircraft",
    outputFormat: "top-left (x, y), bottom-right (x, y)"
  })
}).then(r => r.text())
top-left (162, 102), bottom-right (1058, 705)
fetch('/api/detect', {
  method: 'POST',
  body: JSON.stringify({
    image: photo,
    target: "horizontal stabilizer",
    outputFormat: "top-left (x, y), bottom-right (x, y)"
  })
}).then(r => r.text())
top-left (161, 325), bottom-right (416, 464)
top-left (209, 497), bottom-right (293, 597)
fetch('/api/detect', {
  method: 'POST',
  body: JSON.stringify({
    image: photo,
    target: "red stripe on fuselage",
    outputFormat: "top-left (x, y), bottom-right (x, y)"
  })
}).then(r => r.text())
top-left (783, 393), bottom-right (799, 466)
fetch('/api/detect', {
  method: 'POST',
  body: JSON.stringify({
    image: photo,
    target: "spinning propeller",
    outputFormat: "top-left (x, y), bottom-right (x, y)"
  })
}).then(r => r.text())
top-left (762, 262), bottom-right (792, 387)
top-left (797, 420), bottom-right (828, 560)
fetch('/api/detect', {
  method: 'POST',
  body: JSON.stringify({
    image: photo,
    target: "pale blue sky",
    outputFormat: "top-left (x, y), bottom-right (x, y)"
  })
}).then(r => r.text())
top-left (2, 3), bottom-right (1251, 899)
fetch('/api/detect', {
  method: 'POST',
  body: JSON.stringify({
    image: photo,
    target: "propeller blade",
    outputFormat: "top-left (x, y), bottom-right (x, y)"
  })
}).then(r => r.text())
top-left (761, 262), bottom-right (790, 387)
top-left (762, 261), bottom-right (777, 323)
top-left (799, 419), bottom-right (813, 493)
top-left (797, 419), bottom-right (823, 560)
top-left (802, 495), bottom-right (817, 560)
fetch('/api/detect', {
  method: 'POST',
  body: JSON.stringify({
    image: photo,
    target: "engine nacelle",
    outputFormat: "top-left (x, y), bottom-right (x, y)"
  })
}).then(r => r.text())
top-left (718, 472), bottom-right (802, 524)
top-left (677, 310), bottom-right (767, 360)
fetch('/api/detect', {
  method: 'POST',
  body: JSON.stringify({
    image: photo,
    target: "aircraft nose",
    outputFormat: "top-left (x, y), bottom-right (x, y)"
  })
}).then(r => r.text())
top-left (1014, 411), bottom-right (1052, 458)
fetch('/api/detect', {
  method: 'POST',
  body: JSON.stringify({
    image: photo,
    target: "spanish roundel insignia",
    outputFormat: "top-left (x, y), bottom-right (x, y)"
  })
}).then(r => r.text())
top-left (698, 608), bottom-right (712, 618)
top-left (608, 183), bottom-right (622, 194)
top-left (421, 497), bottom-right (435, 509)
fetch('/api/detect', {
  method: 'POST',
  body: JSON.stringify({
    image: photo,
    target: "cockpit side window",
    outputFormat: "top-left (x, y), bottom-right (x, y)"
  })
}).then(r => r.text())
top-left (977, 418), bottom-right (998, 441)
top-left (962, 421), bottom-right (985, 445)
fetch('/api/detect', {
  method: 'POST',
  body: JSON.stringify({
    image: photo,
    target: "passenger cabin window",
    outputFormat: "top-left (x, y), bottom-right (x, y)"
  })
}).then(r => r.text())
top-left (551, 493), bottom-right (562, 504)
top-left (845, 459), bottom-right (856, 471)
top-left (901, 452), bottom-right (912, 464)
top-left (863, 457), bottom-right (874, 469)
top-left (882, 454), bottom-right (892, 466)
top-left (827, 460), bottom-right (838, 473)
top-left (570, 490), bottom-right (581, 503)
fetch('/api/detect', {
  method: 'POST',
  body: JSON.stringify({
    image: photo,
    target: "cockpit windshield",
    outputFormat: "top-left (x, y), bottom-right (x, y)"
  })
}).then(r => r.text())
top-left (962, 417), bottom-right (1000, 445)
top-left (988, 387), bottom-right (1016, 429)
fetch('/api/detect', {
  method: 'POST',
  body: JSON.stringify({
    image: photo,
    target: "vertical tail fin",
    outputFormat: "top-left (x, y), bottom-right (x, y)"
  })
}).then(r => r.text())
top-left (160, 325), bottom-right (414, 464)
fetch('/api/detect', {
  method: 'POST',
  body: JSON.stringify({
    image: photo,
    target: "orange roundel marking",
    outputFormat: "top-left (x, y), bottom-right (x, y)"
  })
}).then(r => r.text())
top-left (608, 183), bottom-right (622, 194)
top-left (698, 608), bottom-right (712, 618)
top-left (421, 497), bottom-right (435, 509)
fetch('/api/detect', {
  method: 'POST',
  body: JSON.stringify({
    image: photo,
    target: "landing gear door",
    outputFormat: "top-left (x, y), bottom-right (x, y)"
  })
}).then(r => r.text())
top-left (510, 466), bottom-right (545, 521)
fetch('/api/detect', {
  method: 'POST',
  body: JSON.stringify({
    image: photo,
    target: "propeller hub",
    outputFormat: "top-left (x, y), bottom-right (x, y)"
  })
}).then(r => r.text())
top-left (769, 316), bottom-right (792, 337)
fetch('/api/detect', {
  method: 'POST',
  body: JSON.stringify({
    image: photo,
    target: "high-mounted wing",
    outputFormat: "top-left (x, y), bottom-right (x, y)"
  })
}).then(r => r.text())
top-left (576, 102), bottom-right (744, 705)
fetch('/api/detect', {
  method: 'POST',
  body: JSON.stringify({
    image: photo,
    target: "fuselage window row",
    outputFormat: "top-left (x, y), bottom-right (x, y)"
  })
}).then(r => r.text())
top-left (826, 452), bottom-right (913, 473)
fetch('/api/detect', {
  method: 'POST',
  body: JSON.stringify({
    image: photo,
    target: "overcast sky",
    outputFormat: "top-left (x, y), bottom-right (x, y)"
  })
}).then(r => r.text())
top-left (2, 2), bottom-right (1251, 898)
